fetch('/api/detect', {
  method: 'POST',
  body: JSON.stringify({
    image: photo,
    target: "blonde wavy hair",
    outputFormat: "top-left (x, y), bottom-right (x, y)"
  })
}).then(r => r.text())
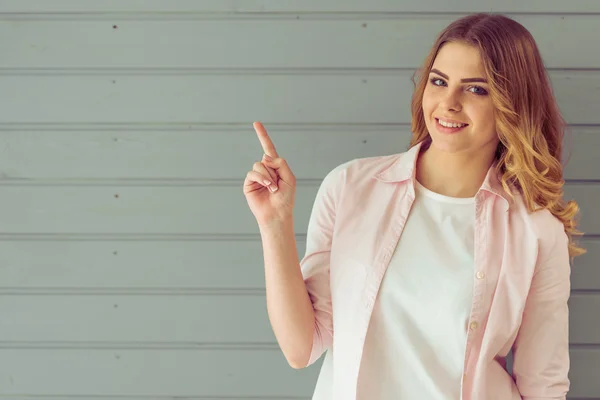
top-left (409, 13), bottom-right (585, 258)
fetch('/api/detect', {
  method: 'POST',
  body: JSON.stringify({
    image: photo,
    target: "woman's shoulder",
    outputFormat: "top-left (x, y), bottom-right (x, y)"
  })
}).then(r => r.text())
top-left (324, 151), bottom-right (407, 185)
top-left (511, 195), bottom-right (568, 255)
top-left (314, 152), bottom-right (404, 206)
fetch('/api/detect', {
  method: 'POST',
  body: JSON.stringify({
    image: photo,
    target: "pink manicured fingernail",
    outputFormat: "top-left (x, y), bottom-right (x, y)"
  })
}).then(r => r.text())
top-left (263, 180), bottom-right (272, 186)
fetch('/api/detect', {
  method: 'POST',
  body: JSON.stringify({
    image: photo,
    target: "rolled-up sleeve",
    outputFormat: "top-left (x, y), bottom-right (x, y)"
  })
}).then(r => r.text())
top-left (300, 164), bottom-right (346, 367)
top-left (512, 223), bottom-right (571, 400)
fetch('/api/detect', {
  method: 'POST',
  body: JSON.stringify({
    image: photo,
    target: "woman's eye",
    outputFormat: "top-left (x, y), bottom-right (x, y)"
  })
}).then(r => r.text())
top-left (468, 86), bottom-right (488, 95)
top-left (430, 78), bottom-right (446, 86)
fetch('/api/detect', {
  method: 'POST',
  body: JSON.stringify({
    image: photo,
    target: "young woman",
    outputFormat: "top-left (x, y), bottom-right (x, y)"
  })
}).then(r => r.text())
top-left (243, 13), bottom-right (585, 400)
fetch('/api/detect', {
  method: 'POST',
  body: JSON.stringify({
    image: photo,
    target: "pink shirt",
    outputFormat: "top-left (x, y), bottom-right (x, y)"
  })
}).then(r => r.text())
top-left (300, 142), bottom-right (571, 399)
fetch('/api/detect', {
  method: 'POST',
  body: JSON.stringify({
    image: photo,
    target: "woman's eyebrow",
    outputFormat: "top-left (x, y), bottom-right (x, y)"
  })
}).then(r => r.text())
top-left (430, 68), bottom-right (488, 84)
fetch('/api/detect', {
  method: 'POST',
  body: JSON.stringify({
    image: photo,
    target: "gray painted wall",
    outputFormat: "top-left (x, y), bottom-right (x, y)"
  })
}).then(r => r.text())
top-left (0, 1), bottom-right (598, 399)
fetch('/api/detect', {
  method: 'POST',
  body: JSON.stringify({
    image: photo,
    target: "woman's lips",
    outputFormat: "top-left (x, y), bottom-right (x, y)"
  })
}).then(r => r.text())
top-left (435, 118), bottom-right (468, 134)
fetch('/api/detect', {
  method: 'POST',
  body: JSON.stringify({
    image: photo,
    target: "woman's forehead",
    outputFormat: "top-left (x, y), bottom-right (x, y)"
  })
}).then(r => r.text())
top-left (432, 43), bottom-right (486, 79)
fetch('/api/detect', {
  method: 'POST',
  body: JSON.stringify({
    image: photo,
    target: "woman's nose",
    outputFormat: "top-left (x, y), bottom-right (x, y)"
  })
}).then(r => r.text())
top-left (440, 90), bottom-right (462, 112)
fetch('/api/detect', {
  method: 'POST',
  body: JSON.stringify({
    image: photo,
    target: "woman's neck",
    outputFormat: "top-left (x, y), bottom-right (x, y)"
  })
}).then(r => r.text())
top-left (415, 144), bottom-right (497, 198)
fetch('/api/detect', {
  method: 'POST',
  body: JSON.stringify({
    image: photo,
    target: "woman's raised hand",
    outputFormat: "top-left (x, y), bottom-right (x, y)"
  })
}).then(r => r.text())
top-left (244, 122), bottom-right (296, 226)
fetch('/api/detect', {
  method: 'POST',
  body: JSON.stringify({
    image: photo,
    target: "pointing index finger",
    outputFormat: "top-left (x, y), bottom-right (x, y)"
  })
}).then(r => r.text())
top-left (253, 121), bottom-right (279, 158)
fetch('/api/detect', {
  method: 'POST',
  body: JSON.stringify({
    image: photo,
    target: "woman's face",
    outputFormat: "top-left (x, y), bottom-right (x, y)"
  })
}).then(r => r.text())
top-left (422, 41), bottom-right (499, 157)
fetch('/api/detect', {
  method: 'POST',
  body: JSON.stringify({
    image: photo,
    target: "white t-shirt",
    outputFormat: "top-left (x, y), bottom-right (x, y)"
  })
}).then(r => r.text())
top-left (312, 180), bottom-right (476, 399)
top-left (356, 180), bottom-right (476, 399)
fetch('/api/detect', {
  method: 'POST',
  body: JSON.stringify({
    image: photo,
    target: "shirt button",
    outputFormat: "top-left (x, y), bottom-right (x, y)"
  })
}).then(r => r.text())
top-left (476, 271), bottom-right (485, 279)
top-left (469, 321), bottom-right (478, 331)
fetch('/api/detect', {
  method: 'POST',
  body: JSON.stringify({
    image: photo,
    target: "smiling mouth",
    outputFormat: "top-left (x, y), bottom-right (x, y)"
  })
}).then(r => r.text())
top-left (435, 118), bottom-right (469, 133)
top-left (436, 118), bottom-right (468, 128)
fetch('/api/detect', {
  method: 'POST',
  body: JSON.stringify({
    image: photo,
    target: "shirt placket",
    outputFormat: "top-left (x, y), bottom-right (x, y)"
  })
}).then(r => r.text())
top-left (461, 192), bottom-right (490, 400)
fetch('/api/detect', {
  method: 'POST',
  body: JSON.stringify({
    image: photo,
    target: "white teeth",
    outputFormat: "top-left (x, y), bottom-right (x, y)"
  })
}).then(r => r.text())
top-left (438, 119), bottom-right (466, 128)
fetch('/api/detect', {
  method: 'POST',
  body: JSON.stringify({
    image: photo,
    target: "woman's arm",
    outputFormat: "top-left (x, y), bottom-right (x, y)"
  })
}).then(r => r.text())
top-left (261, 218), bottom-right (316, 369)
top-left (262, 164), bottom-right (343, 369)
top-left (512, 223), bottom-right (571, 400)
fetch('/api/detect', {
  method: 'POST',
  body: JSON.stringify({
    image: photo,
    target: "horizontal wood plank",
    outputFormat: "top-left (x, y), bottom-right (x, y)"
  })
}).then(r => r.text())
top-left (0, 295), bottom-right (275, 343)
top-left (568, 184), bottom-right (599, 235)
top-left (1, 72), bottom-right (599, 125)
top-left (0, 183), bottom-right (597, 234)
top-left (0, 240), bottom-right (275, 290)
top-left (0, 238), bottom-right (598, 291)
top-left (572, 239), bottom-right (600, 290)
top-left (568, 348), bottom-right (600, 399)
top-left (0, 348), bottom-right (595, 397)
top-left (0, 185), bottom-right (316, 234)
top-left (1, 0), bottom-right (599, 13)
top-left (569, 294), bottom-right (600, 344)
top-left (0, 126), bottom-right (597, 180)
top-left (0, 348), bottom-right (320, 396)
top-left (1, 16), bottom-right (598, 69)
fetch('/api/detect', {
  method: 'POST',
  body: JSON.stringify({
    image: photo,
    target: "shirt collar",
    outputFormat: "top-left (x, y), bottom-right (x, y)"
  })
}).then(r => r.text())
top-left (373, 141), bottom-right (513, 205)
